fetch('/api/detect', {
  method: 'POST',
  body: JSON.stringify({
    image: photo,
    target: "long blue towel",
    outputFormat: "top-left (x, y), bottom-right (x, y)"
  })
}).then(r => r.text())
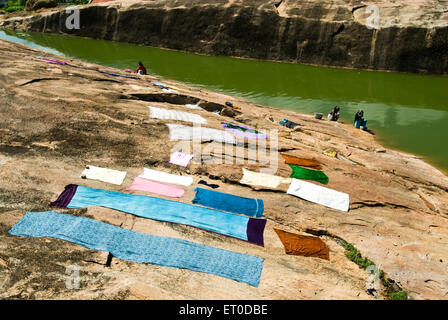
top-left (99, 71), bottom-right (141, 80)
top-left (9, 211), bottom-right (264, 287)
top-left (50, 185), bottom-right (266, 246)
top-left (192, 187), bottom-right (264, 218)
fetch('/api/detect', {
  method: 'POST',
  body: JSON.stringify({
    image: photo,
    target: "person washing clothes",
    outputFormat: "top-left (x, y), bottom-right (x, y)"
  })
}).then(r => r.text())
top-left (354, 109), bottom-right (373, 133)
top-left (135, 62), bottom-right (147, 75)
top-left (328, 106), bottom-right (340, 121)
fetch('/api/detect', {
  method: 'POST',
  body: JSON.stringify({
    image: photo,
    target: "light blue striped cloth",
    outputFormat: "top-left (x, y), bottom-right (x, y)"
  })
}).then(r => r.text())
top-left (9, 211), bottom-right (264, 287)
top-left (55, 185), bottom-right (266, 246)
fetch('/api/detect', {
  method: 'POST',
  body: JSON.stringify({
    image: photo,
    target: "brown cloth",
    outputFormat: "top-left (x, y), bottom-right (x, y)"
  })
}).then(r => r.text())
top-left (280, 154), bottom-right (323, 170)
top-left (274, 228), bottom-right (329, 260)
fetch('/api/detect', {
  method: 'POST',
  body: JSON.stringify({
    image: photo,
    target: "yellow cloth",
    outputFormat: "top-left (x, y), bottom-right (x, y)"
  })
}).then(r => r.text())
top-left (240, 168), bottom-right (291, 189)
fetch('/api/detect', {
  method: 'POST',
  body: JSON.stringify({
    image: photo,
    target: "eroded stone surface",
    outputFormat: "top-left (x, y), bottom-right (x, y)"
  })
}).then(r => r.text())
top-left (0, 39), bottom-right (448, 300)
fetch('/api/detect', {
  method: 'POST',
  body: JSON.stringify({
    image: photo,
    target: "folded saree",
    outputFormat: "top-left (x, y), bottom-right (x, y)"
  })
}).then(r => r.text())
top-left (51, 185), bottom-right (266, 246)
top-left (288, 164), bottom-right (329, 185)
top-left (192, 187), bottom-right (264, 218)
top-left (9, 211), bottom-right (264, 287)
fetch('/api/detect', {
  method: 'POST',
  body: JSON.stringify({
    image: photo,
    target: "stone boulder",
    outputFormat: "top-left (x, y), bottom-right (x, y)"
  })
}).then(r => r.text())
top-left (25, 0), bottom-right (57, 11)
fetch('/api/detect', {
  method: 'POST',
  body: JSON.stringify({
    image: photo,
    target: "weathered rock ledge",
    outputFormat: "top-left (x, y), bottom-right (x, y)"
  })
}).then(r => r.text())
top-left (0, 0), bottom-right (447, 74)
top-left (1, 39), bottom-right (448, 300)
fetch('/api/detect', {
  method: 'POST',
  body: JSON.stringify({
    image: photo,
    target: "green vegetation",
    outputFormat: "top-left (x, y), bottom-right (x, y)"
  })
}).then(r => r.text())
top-left (388, 291), bottom-right (408, 300)
top-left (68, 0), bottom-right (89, 4)
top-left (337, 238), bottom-right (408, 300)
top-left (3, 0), bottom-right (26, 12)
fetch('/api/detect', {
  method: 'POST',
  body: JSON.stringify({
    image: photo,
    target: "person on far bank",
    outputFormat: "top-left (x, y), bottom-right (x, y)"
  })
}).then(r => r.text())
top-left (328, 106), bottom-right (340, 121)
top-left (136, 62), bottom-right (147, 75)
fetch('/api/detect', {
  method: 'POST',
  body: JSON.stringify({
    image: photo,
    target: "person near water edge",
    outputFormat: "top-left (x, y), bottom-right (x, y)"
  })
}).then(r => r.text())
top-left (136, 62), bottom-right (147, 75)
top-left (328, 106), bottom-right (340, 121)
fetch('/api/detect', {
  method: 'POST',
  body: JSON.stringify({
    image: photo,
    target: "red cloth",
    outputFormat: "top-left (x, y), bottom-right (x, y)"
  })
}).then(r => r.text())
top-left (136, 65), bottom-right (147, 75)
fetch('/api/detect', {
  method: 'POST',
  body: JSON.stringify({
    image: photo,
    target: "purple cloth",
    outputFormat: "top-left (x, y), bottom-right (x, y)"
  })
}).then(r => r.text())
top-left (222, 123), bottom-right (268, 140)
top-left (41, 58), bottom-right (67, 65)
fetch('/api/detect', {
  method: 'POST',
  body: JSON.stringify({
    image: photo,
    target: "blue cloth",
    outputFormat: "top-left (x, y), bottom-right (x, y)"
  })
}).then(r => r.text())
top-left (355, 119), bottom-right (368, 129)
top-left (9, 211), bottom-right (264, 287)
top-left (192, 187), bottom-right (264, 218)
top-left (99, 71), bottom-right (141, 80)
top-left (59, 185), bottom-right (265, 245)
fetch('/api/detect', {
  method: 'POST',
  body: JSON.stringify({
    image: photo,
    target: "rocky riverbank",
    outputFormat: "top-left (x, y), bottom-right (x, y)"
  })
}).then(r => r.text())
top-left (0, 0), bottom-right (447, 74)
top-left (1, 38), bottom-right (448, 300)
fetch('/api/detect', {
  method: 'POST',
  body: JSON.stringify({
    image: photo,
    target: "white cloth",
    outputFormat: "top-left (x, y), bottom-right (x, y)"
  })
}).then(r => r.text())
top-left (81, 165), bottom-right (127, 185)
top-left (139, 167), bottom-right (193, 186)
top-left (185, 104), bottom-right (203, 110)
top-left (166, 123), bottom-right (236, 144)
top-left (240, 168), bottom-right (291, 189)
top-left (162, 88), bottom-right (179, 93)
top-left (287, 178), bottom-right (350, 212)
top-left (149, 106), bottom-right (207, 124)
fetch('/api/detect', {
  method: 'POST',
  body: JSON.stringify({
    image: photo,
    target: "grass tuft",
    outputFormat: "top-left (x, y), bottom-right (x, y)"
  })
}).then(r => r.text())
top-left (337, 238), bottom-right (408, 300)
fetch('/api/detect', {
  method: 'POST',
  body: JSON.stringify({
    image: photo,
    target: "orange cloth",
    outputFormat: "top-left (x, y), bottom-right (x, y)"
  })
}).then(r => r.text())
top-left (280, 154), bottom-right (323, 170)
top-left (274, 228), bottom-right (329, 260)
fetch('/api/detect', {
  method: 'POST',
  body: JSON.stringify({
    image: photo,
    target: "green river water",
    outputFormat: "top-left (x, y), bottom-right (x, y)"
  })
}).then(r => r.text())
top-left (1, 30), bottom-right (447, 174)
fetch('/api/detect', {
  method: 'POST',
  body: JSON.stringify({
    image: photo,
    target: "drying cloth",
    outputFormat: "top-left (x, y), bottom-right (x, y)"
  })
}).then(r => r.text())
top-left (279, 119), bottom-right (300, 129)
top-left (149, 106), bottom-right (207, 124)
top-left (192, 187), bottom-right (264, 218)
top-left (50, 185), bottom-right (266, 246)
top-left (288, 164), bottom-right (329, 185)
top-left (185, 104), bottom-right (203, 110)
top-left (166, 124), bottom-right (236, 144)
top-left (81, 165), bottom-right (127, 185)
top-left (169, 152), bottom-right (194, 167)
top-left (222, 123), bottom-right (268, 140)
top-left (162, 88), bottom-right (179, 93)
top-left (240, 168), bottom-right (291, 189)
top-left (127, 177), bottom-right (185, 198)
top-left (198, 180), bottom-right (219, 189)
top-left (139, 167), bottom-right (193, 186)
top-left (9, 211), bottom-right (264, 287)
top-left (323, 150), bottom-right (337, 158)
top-left (287, 178), bottom-right (349, 212)
top-left (280, 154), bottom-right (323, 170)
top-left (152, 81), bottom-right (167, 88)
top-left (41, 58), bottom-right (67, 65)
top-left (99, 71), bottom-right (141, 80)
top-left (274, 228), bottom-right (329, 260)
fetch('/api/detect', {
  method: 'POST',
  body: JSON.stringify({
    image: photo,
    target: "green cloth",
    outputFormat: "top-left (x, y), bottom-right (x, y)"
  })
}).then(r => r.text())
top-left (289, 164), bottom-right (329, 184)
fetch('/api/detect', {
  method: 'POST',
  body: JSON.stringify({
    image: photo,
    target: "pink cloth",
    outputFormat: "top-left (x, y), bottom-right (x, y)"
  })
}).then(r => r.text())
top-left (169, 152), bottom-right (194, 167)
top-left (126, 177), bottom-right (185, 198)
